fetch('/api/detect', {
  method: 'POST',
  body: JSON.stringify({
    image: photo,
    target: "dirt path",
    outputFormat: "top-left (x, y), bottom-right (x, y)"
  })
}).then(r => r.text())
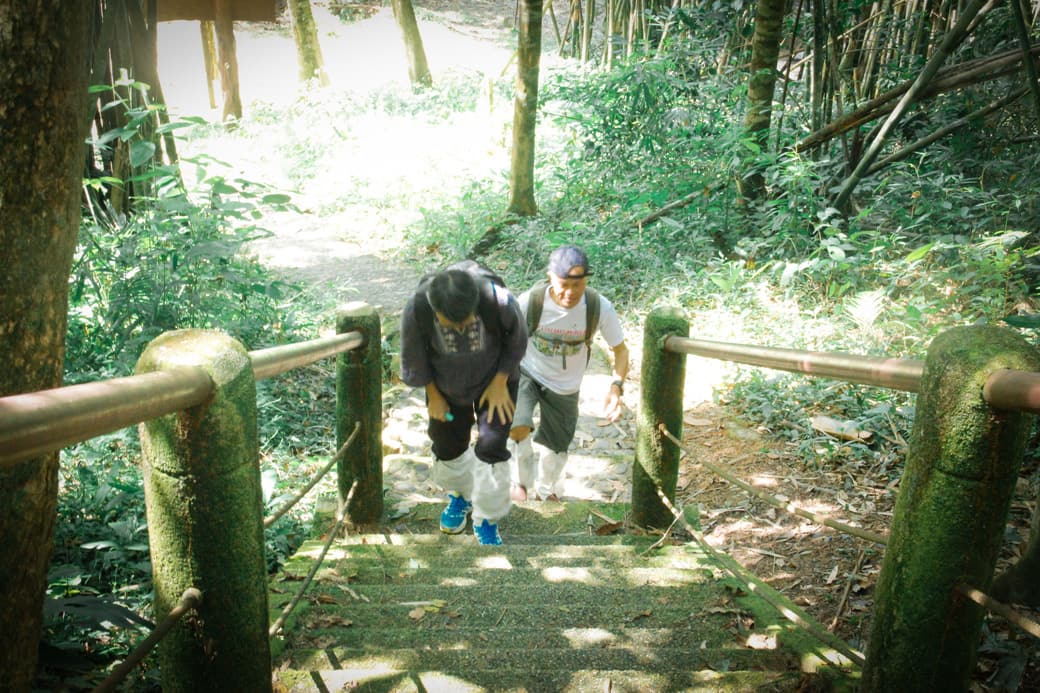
top-left (157, 1), bottom-right (527, 316)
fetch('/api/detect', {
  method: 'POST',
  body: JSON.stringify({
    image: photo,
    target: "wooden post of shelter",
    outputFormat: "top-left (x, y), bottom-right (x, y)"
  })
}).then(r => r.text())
top-left (156, 0), bottom-right (278, 120)
top-left (200, 20), bottom-right (218, 109)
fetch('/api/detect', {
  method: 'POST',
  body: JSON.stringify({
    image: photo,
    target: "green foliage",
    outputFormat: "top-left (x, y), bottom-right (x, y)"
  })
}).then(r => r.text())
top-left (459, 29), bottom-right (1040, 472)
top-left (68, 171), bottom-right (299, 380)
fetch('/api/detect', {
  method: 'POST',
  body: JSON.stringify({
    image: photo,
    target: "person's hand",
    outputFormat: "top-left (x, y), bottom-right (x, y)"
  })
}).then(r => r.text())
top-left (426, 384), bottom-right (452, 422)
top-left (479, 374), bottom-right (515, 425)
top-left (603, 385), bottom-right (624, 423)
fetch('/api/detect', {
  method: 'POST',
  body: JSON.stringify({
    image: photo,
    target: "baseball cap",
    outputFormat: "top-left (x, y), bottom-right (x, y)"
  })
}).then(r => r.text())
top-left (548, 245), bottom-right (593, 278)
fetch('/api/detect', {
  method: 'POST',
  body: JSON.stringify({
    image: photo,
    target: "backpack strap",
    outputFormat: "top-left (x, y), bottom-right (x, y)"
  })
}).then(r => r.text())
top-left (525, 280), bottom-right (550, 338)
top-left (583, 287), bottom-right (601, 352)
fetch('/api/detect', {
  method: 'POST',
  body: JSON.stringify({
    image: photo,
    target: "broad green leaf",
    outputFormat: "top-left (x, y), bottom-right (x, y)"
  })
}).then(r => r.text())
top-left (129, 141), bottom-right (156, 167)
top-left (904, 243), bottom-right (933, 263)
top-left (1003, 314), bottom-right (1040, 329)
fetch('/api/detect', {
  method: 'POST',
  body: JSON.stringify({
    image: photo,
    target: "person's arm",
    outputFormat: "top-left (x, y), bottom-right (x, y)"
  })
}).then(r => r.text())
top-left (399, 297), bottom-right (432, 388)
top-left (426, 381), bottom-right (451, 422)
top-left (602, 341), bottom-right (629, 422)
top-left (400, 296), bottom-right (448, 422)
top-left (479, 372), bottom-right (515, 425)
top-left (494, 292), bottom-right (529, 376)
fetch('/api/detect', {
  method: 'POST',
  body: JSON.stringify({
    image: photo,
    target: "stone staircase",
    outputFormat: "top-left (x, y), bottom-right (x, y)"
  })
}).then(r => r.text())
top-left (269, 501), bottom-right (859, 692)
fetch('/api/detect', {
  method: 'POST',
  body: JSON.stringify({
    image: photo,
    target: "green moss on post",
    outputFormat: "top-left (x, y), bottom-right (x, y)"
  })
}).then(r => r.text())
top-left (136, 329), bottom-right (271, 693)
top-left (862, 325), bottom-right (1040, 692)
top-left (336, 302), bottom-right (383, 528)
top-left (632, 307), bottom-right (689, 529)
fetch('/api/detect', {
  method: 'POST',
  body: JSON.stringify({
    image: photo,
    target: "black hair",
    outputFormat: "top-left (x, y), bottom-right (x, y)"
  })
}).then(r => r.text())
top-left (427, 269), bottom-right (479, 323)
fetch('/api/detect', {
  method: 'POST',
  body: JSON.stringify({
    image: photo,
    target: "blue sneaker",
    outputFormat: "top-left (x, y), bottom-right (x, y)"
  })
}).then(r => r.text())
top-left (440, 494), bottom-right (472, 534)
top-left (474, 518), bottom-right (502, 545)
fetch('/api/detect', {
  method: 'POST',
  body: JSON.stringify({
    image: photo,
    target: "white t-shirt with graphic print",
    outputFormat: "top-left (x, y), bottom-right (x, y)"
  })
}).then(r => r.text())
top-left (518, 286), bottom-right (625, 395)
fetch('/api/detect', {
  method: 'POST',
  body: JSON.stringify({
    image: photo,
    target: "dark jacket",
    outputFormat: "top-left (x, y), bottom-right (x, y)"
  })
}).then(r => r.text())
top-left (400, 282), bottom-right (527, 405)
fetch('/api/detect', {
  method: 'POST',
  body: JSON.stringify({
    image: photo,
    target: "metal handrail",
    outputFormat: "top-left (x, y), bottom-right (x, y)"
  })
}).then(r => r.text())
top-left (0, 368), bottom-right (214, 468)
top-left (665, 336), bottom-right (1040, 413)
top-left (663, 335), bottom-right (924, 392)
top-left (251, 331), bottom-right (364, 381)
top-left (0, 331), bottom-right (365, 467)
top-left (91, 587), bottom-right (202, 693)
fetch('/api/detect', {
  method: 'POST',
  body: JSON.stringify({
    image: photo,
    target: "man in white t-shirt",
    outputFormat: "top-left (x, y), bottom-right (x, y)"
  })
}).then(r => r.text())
top-left (509, 245), bottom-right (630, 501)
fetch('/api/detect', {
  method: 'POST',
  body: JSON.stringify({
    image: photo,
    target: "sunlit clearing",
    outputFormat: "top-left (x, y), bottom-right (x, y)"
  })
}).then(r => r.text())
top-left (541, 566), bottom-right (594, 583)
top-left (474, 555), bottom-right (513, 570)
top-left (562, 628), bottom-right (616, 647)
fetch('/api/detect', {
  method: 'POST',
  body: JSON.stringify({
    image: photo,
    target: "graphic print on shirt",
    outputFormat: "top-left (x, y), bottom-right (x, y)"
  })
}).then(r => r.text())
top-left (432, 317), bottom-right (486, 355)
top-left (532, 303), bottom-right (587, 370)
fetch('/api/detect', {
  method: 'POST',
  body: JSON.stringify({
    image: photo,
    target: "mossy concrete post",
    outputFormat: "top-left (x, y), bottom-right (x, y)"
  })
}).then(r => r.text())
top-left (632, 307), bottom-right (689, 529)
top-left (862, 325), bottom-right (1040, 692)
top-left (336, 302), bottom-right (383, 527)
top-left (135, 329), bottom-right (271, 693)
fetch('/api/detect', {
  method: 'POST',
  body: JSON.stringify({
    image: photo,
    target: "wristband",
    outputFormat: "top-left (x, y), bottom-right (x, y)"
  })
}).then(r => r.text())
top-left (610, 379), bottom-right (624, 395)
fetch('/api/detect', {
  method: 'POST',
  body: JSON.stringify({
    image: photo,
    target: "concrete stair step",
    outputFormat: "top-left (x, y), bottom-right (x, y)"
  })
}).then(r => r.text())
top-left (276, 625), bottom-right (747, 652)
top-left (280, 540), bottom-right (718, 586)
top-left (274, 665), bottom-right (811, 692)
top-left (272, 500), bottom-right (860, 692)
top-left (271, 594), bottom-right (727, 630)
top-left (280, 645), bottom-right (796, 677)
top-left (283, 562), bottom-right (716, 588)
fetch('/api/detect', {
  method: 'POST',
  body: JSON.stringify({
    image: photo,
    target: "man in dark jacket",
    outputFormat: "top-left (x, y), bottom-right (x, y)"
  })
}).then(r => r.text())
top-left (400, 266), bottom-right (527, 544)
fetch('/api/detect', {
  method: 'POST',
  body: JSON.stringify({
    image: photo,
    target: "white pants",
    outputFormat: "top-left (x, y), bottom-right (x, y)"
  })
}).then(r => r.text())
top-left (433, 447), bottom-right (511, 523)
top-left (512, 437), bottom-right (568, 499)
top-left (512, 437), bottom-right (536, 490)
top-left (535, 449), bottom-right (568, 499)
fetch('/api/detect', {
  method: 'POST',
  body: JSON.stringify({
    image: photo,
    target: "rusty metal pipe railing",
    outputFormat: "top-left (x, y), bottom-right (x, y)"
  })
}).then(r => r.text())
top-left (0, 368), bottom-right (214, 468)
top-left (0, 331), bottom-right (366, 467)
top-left (664, 336), bottom-right (1040, 414)
top-left (91, 587), bottom-right (203, 693)
top-left (983, 368), bottom-right (1040, 414)
top-left (250, 330), bottom-right (364, 380)
top-left (663, 335), bottom-right (925, 393)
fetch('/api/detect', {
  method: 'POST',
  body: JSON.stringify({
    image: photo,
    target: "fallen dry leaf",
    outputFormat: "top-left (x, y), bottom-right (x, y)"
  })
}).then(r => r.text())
top-left (408, 607), bottom-right (426, 620)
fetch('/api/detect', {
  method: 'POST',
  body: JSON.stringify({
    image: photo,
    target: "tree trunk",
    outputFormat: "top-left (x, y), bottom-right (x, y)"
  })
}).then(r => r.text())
top-left (0, 2), bottom-right (92, 690)
top-left (737, 0), bottom-right (785, 201)
top-left (391, 0), bottom-right (432, 88)
top-left (201, 20), bottom-right (218, 109)
top-left (288, 0), bottom-right (330, 86)
top-left (508, 0), bottom-right (543, 217)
